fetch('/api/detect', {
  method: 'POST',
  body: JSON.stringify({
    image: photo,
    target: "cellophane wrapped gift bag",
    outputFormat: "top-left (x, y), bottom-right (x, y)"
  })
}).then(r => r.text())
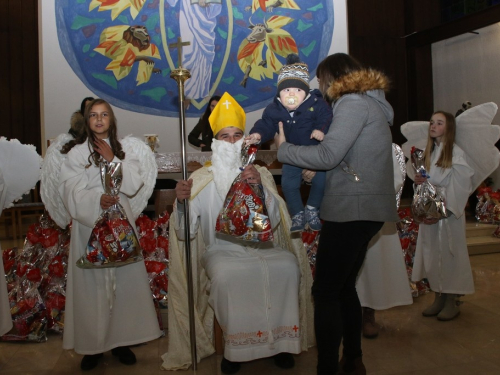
top-left (215, 144), bottom-right (273, 242)
top-left (77, 162), bottom-right (142, 268)
top-left (410, 147), bottom-right (448, 225)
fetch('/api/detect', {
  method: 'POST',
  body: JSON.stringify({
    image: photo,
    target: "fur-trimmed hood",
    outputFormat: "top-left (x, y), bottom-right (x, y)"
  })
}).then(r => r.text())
top-left (327, 69), bottom-right (393, 126)
top-left (326, 69), bottom-right (390, 99)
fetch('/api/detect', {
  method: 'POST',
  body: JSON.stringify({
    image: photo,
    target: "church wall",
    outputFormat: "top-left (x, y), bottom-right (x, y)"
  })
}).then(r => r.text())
top-left (432, 22), bottom-right (500, 125)
top-left (39, 1), bottom-right (347, 155)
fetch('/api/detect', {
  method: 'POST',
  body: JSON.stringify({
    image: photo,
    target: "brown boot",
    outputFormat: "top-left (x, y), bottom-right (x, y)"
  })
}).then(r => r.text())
top-left (338, 356), bottom-right (366, 375)
top-left (422, 292), bottom-right (446, 317)
top-left (362, 307), bottom-right (380, 339)
top-left (437, 294), bottom-right (461, 321)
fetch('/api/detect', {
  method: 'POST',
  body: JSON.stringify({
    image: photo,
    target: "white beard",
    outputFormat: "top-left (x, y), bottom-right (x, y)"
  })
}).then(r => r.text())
top-left (209, 138), bottom-right (244, 200)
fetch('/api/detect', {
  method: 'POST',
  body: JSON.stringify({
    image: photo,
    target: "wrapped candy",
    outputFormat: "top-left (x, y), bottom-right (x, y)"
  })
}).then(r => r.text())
top-left (3, 277), bottom-right (48, 342)
top-left (215, 144), bottom-right (273, 242)
top-left (135, 213), bottom-right (170, 330)
top-left (396, 207), bottom-right (430, 297)
top-left (1, 213), bottom-right (70, 341)
top-left (302, 230), bottom-right (320, 279)
top-left (410, 147), bottom-right (448, 225)
top-left (475, 187), bottom-right (494, 223)
top-left (77, 162), bottom-right (142, 268)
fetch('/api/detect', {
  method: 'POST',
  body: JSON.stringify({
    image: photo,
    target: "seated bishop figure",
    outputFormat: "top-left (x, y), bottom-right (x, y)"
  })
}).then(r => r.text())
top-left (161, 92), bottom-right (314, 373)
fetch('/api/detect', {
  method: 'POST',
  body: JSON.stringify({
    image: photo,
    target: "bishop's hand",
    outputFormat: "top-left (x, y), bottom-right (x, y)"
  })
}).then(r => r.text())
top-left (176, 179), bottom-right (193, 203)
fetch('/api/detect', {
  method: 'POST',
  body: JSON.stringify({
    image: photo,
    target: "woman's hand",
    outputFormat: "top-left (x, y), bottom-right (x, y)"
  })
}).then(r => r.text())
top-left (275, 121), bottom-right (286, 149)
top-left (176, 179), bottom-right (193, 203)
top-left (241, 165), bottom-right (262, 185)
top-left (302, 169), bottom-right (316, 183)
top-left (94, 139), bottom-right (114, 162)
top-left (100, 194), bottom-right (119, 210)
top-left (414, 173), bottom-right (427, 185)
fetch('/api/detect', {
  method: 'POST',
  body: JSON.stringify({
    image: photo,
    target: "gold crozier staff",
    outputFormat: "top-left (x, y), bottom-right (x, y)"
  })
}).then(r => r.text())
top-left (168, 37), bottom-right (197, 370)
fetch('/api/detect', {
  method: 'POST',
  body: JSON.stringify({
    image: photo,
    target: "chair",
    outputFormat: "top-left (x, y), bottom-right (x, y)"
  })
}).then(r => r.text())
top-left (3, 184), bottom-right (45, 239)
top-left (154, 189), bottom-right (177, 217)
top-left (0, 209), bottom-right (16, 239)
top-left (155, 188), bottom-right (225, 354)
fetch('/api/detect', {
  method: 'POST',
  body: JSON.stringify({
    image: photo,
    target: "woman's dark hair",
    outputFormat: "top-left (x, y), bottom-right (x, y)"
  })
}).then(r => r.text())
top-left (201, 95), bottom-right (221, 138)
top-left (202, 95), bottom-right (221, 123)
top-left (316, 53), bottom-right (363, 100)
top-left (62, 99), bottom-right (125, 166)
top-left (80, 97), bottom-right (95, 115)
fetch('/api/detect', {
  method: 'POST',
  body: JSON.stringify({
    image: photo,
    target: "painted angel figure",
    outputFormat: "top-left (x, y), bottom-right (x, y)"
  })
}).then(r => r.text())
top-left (89, 0), bottom-right (147, 20)
top-left (94, 25), bottom-right (161, 86)
top-left (167, 0), bottom-right (222, 100)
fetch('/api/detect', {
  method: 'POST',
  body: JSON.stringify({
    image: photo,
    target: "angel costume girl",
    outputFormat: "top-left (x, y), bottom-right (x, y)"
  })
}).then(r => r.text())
top-left (402, 103), bottom-right (500, 320)
top-left (0, 137), bottom-right (42, 336)
top-left (58, 137), bottom-right (162, 355)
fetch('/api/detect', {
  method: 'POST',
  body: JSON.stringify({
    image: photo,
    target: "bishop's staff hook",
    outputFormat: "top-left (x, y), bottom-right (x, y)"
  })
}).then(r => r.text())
top-left (168, 36), bottom-right (197, 371)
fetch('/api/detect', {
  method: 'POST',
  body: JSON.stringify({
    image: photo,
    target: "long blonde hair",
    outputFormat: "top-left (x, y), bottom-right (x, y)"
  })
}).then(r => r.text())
top-left (424, 110), bottom-right (456, 171)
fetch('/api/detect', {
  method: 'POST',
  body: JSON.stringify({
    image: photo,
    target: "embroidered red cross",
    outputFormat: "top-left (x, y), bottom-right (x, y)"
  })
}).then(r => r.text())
top-left (293, 325), bottom-right (299, 332)
top-left (257, 331), bottom-right (263, 337)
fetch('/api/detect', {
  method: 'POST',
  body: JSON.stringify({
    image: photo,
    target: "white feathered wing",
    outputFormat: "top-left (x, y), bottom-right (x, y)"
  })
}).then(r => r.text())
top-left (121, 135), bottom-right (157, 219)
top-left (0, 137), bottom-right (42, 209)
top-left (40, 133), bottom-right (73, 228)
top-left (401, 102), bottom-right (500, 191)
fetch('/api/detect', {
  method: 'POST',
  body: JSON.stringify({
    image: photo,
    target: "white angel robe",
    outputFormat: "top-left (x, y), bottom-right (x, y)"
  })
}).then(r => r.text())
top-left (161, 166), bottom-right (314, 370)
top-left (59, 141), bottom-right (162, 354)
top-left (410, 143), bottom-right (475, 294)
top-left (357, 145), bottom-right (413, 309)
top-left (357, 222), bottom-right (413, 309)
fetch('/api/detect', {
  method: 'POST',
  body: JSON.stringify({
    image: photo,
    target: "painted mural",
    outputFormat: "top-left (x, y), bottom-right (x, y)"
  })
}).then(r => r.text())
top-left (56, 0), bottom-right (334, 117)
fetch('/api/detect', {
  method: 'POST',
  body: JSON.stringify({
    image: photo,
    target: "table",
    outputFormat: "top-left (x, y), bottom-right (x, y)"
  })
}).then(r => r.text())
top-left (155, 150), bottom-right (282, 175)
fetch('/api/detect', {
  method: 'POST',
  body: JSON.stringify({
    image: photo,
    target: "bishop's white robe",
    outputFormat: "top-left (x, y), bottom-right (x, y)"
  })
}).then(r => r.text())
top-left (410, 143), bottom-right (475, 294)
top-left (59, 141), bottom-right (162, 354)
top-left (161, 166), bottom-right (314, 370)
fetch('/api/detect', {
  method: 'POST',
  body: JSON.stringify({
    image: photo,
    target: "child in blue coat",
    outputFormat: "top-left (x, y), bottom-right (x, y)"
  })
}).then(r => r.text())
top-left (246, 55), bottom-right (332, 232)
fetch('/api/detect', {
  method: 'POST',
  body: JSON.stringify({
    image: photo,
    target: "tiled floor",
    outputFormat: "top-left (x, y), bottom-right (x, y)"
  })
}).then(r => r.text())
top-left (2, 236), bottom-right (500, 374)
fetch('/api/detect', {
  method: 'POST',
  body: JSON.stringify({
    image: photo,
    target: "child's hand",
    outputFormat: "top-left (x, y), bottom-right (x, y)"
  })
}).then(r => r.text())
top-left (94, 139), bottom-right (114, 162)
top-left (414, 173), bottom-right (427, 185)
top-left (311, 130), bottom-right (325, 141)
top-left (244, 133), bottom-right (261, 145)
top-left (100, 194), bottom-right (119, 210)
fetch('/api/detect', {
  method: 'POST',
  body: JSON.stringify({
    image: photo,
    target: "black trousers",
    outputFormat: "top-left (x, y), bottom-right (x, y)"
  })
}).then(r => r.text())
top-left (313, 220), bottom-right (384, 374)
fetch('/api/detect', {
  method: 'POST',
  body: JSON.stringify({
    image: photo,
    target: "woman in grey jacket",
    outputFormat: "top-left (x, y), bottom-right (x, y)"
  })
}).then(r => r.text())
top-left (277, 53), bottom-right (398, 375)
